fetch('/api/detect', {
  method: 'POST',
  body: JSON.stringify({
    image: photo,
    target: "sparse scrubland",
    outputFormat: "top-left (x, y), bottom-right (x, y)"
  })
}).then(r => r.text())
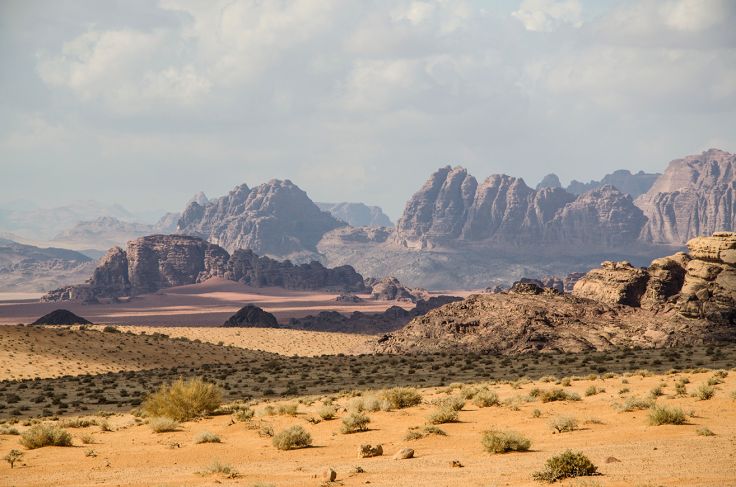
top-left (0, 328), bottom-right (735, 485)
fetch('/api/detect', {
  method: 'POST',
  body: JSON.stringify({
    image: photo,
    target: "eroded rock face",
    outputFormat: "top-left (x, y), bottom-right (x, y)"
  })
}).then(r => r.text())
top-left (42, 235), bottom-right (366, 301)
top-left (177, 180), bottom-right (344, 259)
top-left (572, 261), bottom-right (650, 307)
top-left (316, 202), bottom-right (393, 227)
top-left (370, 276), bottom-right (427, 302)
top-left (637, 149), bottom-right (736, 245)
top-left (567, 170), bottom-right (659, 198)
top-left (394, 166), bottom-right (646, 250)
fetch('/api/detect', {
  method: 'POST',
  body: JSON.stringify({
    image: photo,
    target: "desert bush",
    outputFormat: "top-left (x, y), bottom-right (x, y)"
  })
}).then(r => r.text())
top-left (318, 405), bottom-right (337, 420)
top-left (560, 377), bottom-right (572, 387)
top-left (481, 430), bottom-right (531, 454)
top-left (148, 417), bottom-right (180, 433)
top-left (532, 408), bottom-right (542, 418)
top-left (142, 378), bottom-right (222, 421)
top-left (675, 381), bottom-right (687, 396)
top-left (427, 406), bottom-right (459, 425)
top-left (4, 449), bottom-right (22, 468)
top-left (550, 415), bottom-right (578, 433)
top-left (0, 426), bottom-right (20, 435)
top-left (473, 390), bottom-right (500, 407)
top-left (532, 450), bottom-right (598, 482)
top-left (382, 387), bottom-right (422, 409)
top-left (649, 385), bottom-right (664, 398)
top-left (258, 422), bottom-right (274, 437)
top-left (695, 384), bottom-right (715, 400)
top-left (59, 418), bottom-right (96, 428)
top-left (648, 405), bottom-right (686, 426)
top-left (276, 403), bottom-right (298, 416)
top-left (404, 425), bottom-right (447, 440)
top-left (20, 424), bottom-right (72, 449)
top-left (432, 395), bottom-right (465, 411)
top-left (203, 460), bottom-right (239, 478)
top-left (341, 412), bottom-right (370, 433)
top-left (194, 431), bottom-right (221, 444)
top-left (272, 425), bottom-right (312, 450)
top-left (620, 396), bottom-right (653, 412)
top-left (539, 389), bottom-right (581, 403)
top-left (696, 427), bottom-right (715, 436)
top-left (584, 386), bottom-right (598, 397)
top-left (234, 408), bottom-right (255, 422)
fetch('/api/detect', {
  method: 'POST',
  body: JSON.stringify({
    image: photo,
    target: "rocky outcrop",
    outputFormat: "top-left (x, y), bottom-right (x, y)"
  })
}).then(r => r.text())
top-left (636, 149), bottom-right (736, 245)
top-left (42, 234), bottom-right (366, 302)
top-left (536, 174), bottom-right (562, 190)
top-left (370, 277), bottom-right (426, 302)
top-left (567, 170), bottom-right (659, 198)
top-left (177, 179), bottom-right (344, 259)
top-left (223, 305), bottom-right (278, 327)
top-left (316, 202), bottom-right (393, 227)
top-left (394, 166), bottom-right (646, 250)
top-left (32, 309), bottom-right (92, 325)
top-left (287, 295), bottom-right (462, 333)
top-left (573, 232), bottom-right (735, 324)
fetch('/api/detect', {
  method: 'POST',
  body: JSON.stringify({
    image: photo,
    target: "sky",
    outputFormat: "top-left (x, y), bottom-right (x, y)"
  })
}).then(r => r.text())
top-left (1, 0), bottom-right (734, 220)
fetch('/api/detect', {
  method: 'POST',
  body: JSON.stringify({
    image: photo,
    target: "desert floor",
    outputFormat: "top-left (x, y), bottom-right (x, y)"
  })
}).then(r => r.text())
top-left (0, 278), bottom-right (471, 326)
top-left (1, 370), bottom-right (735, 487)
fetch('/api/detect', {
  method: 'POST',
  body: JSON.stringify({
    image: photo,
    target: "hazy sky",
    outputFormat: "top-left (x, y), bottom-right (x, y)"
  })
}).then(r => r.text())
top-left (1, 0), bottom-right (734, 219)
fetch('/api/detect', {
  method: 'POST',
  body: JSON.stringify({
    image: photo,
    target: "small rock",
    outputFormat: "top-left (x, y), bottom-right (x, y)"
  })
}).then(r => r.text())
top-left (393, 448), bottom-right (414, 460)
top-left (605, 456), bottom-right (621, 463)
top-left (450, 460), bottom-right (463, 468)
top-left (321, 467), bottom-right (337, 482)
top-left (359, 444), bottom-right (383, 458)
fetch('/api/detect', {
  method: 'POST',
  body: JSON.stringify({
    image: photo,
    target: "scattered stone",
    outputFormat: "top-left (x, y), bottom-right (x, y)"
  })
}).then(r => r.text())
top-left (359, 444), bottom-right (383, 458)
top-left (321, 467), bottom-right (337, 482)
top-left (605, 456), bottom-right (621, 463)
top-left (450, 460), bottom-right (464, 468)
top-left (392, 448), bottom-right (414, 460)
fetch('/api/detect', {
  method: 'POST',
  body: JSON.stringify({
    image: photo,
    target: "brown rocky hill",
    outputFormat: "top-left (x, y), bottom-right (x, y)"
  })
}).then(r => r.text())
top-left (375, 232), bottom-right (735, 354)
top-left (43, 234), bottom-right (365, 302)
top-left (177, 179), bottom-right (344, 260)
top-left (636, 148), bottom-right (735, 245)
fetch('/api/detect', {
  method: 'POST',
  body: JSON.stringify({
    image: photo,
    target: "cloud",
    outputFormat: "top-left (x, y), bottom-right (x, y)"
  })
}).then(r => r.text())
top-left (512, 0), bottom-right (582, 32)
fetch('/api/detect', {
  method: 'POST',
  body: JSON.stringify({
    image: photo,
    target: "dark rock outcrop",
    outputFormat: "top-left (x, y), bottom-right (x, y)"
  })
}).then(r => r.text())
top-left (177, 179), bottom-right (344, 259)
top-left (42, 234), bottom-right (366, 302)
top-left (370, 276), bottom-right (426, 302)
top-left (32, 309), bottom-right (92, 325)
top-left (636, 149), bottom-right (736, 245)
top-left (317, 202), bottom-right (393, 227)
top-left (223, 305), bottom-right (278, 327)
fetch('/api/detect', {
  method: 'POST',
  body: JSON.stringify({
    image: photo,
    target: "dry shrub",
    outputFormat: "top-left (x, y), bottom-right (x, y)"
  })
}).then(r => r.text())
top-left (427, 406), bottom-right (459, 425)
top-left (473, 389), bottom-right (500, 407)
top-left (341, 412), bottom-right (370, 433)
top-left (272, 425), bottom-right (312, 450)
top-left (533, 450), bottom-right (598, 482)
top-left (481, 430), bottom-right (531, 453)
top-left (382, 387), bottom-right (422, 409)
top-left (149, 417), bottom-right (180, 433)
top-left (648, 405), bottom-right (686, 426)
top-left (20, 424), bottom-right (72, 449)
top-left (143, 378), bottom-right (222, 421)
top-left (539, 389), bottom-right (581, 403)
top-left (194, 431), bottom-right (221, 444)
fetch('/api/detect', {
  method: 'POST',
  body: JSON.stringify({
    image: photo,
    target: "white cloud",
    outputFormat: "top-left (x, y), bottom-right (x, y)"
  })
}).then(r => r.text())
top-left (512, 0), bottom-right (582, 32)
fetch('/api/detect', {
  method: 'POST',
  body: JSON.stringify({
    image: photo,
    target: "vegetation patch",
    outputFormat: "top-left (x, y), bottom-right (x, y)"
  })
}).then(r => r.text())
top-left (532, 450), bottom-right (598, 483)
top-left (20, 424), bottom-right (73, 449)
top-left (481, 430), bottom-right (531, 453)
top-left (272, 425), bottom-right (312, 450)
top-left (143, 378), bottom-right (222, 421)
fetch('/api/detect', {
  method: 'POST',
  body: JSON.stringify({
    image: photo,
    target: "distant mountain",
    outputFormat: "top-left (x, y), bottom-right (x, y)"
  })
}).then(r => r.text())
top-left (316, 202), bottom-right (393, 227)
top-left (177, 179), bottom-right (345, 261)
top-left (535, 174), bottom-right (562, 190)
top-left (52, 216), bottom-right (154, 249)
top-left (0, 238), bottom-right (95, 293)
top-left (637, 149), bottom-right (736, 244)
top-left (566, 169), bottom-right (660, 198)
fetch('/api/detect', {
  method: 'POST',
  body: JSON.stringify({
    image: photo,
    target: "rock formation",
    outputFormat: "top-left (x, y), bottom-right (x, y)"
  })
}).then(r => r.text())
top-left (316, 202), bottom-right (393, 227)
top-left (32, 309), bottom-right (92, 325)
top-left (369, 277), bottom-right (427, 302)
top-left (567, 170), bottom-right (659, 198)
top-left (375, 232), bottom-right (735, 354)
top-left (636, 149), bottom-right (736, 245)
top-left (536, 174), bottom-right (562, 190)
top-left (223, 305), bottom-right (278, 327)
top-left (43, 234), bottom-right (366, 302)
top-left (177, 179), bottom-right (344, 259)
top-left (394, 166), bottom-right (646, 250)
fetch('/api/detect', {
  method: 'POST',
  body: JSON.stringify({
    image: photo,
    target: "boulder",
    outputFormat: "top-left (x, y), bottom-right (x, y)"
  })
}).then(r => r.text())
top-left (572, 261), bottom-right (649, 306)
top-left (223, 305), bottom-right (278, 328)
top-left (359, 444), bottom-right (383, 458)
top-left (392, 448), bottom-right (414, 460)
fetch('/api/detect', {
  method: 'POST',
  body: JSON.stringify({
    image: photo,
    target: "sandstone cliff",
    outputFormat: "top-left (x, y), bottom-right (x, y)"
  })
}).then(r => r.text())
top-left (636, 149), bottom-right (736, 244)
top-left (43, 234), bottom-right (365, 302)
top-left (316, 202), bottom-right (393, 227)
top-left (567, 170), bottom-right (659, 198)
top-left (177, 179), bottom-right (344, 260)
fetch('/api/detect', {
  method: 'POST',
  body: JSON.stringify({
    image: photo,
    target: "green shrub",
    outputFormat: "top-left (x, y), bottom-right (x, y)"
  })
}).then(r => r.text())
top-left (648, 405), bottom-right (686, 426)
top-left (20, 424), bottom-right (72, 449)
top-left (4, 449), bottom-right (22, 468)
top-left (143, 378), bottom-right (222, 421)
top-left (620, 396), bottom-right (653, 412)
top-left (318, 405), bottom-right (337, 420)
top-left (695, 384), bottom-right (715, 400)
top-left (675, 381), bottom-right (687, 396)
top-left (194, 431), bottom-right (221, 444)
top-left (382, 387), bottom-right (422, 409)
top-left (234, 408), bottom-right (255, 422)
top-left (427, 406), bottom-right (458, 425)
top-left (539, 389), bottom-right (581, 403)
top-left (584, 386), bottom-right (598, 397)
top-left (149, 417), bottom-right (180, 433)
top-left (550, 416), bottom-right (578, 433)
top-left (432, 395), bottom-right (465, 411)
top-left (276, 403), bottom-right (298, 416)
top-left (481, 430), bottom-right (531, 454)
top-left (340, 412), bottom-right (370, 433)
top-left (272, 425), bottom-right (312, 450)
top-left (473, 390), bottom-right (500, 407)
top-left (533, 450), bottom-right (598, 482)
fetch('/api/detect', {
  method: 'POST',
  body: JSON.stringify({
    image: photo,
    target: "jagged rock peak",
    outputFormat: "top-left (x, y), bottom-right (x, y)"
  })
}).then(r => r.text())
top-left (316, 202), bottom-right (393, 228)
top-left (177, 179), bottom-right (343, 258)
top-left (536, 173), bottom-right (562, 190)
top-left (636, 149), bottom-right (735, 244)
